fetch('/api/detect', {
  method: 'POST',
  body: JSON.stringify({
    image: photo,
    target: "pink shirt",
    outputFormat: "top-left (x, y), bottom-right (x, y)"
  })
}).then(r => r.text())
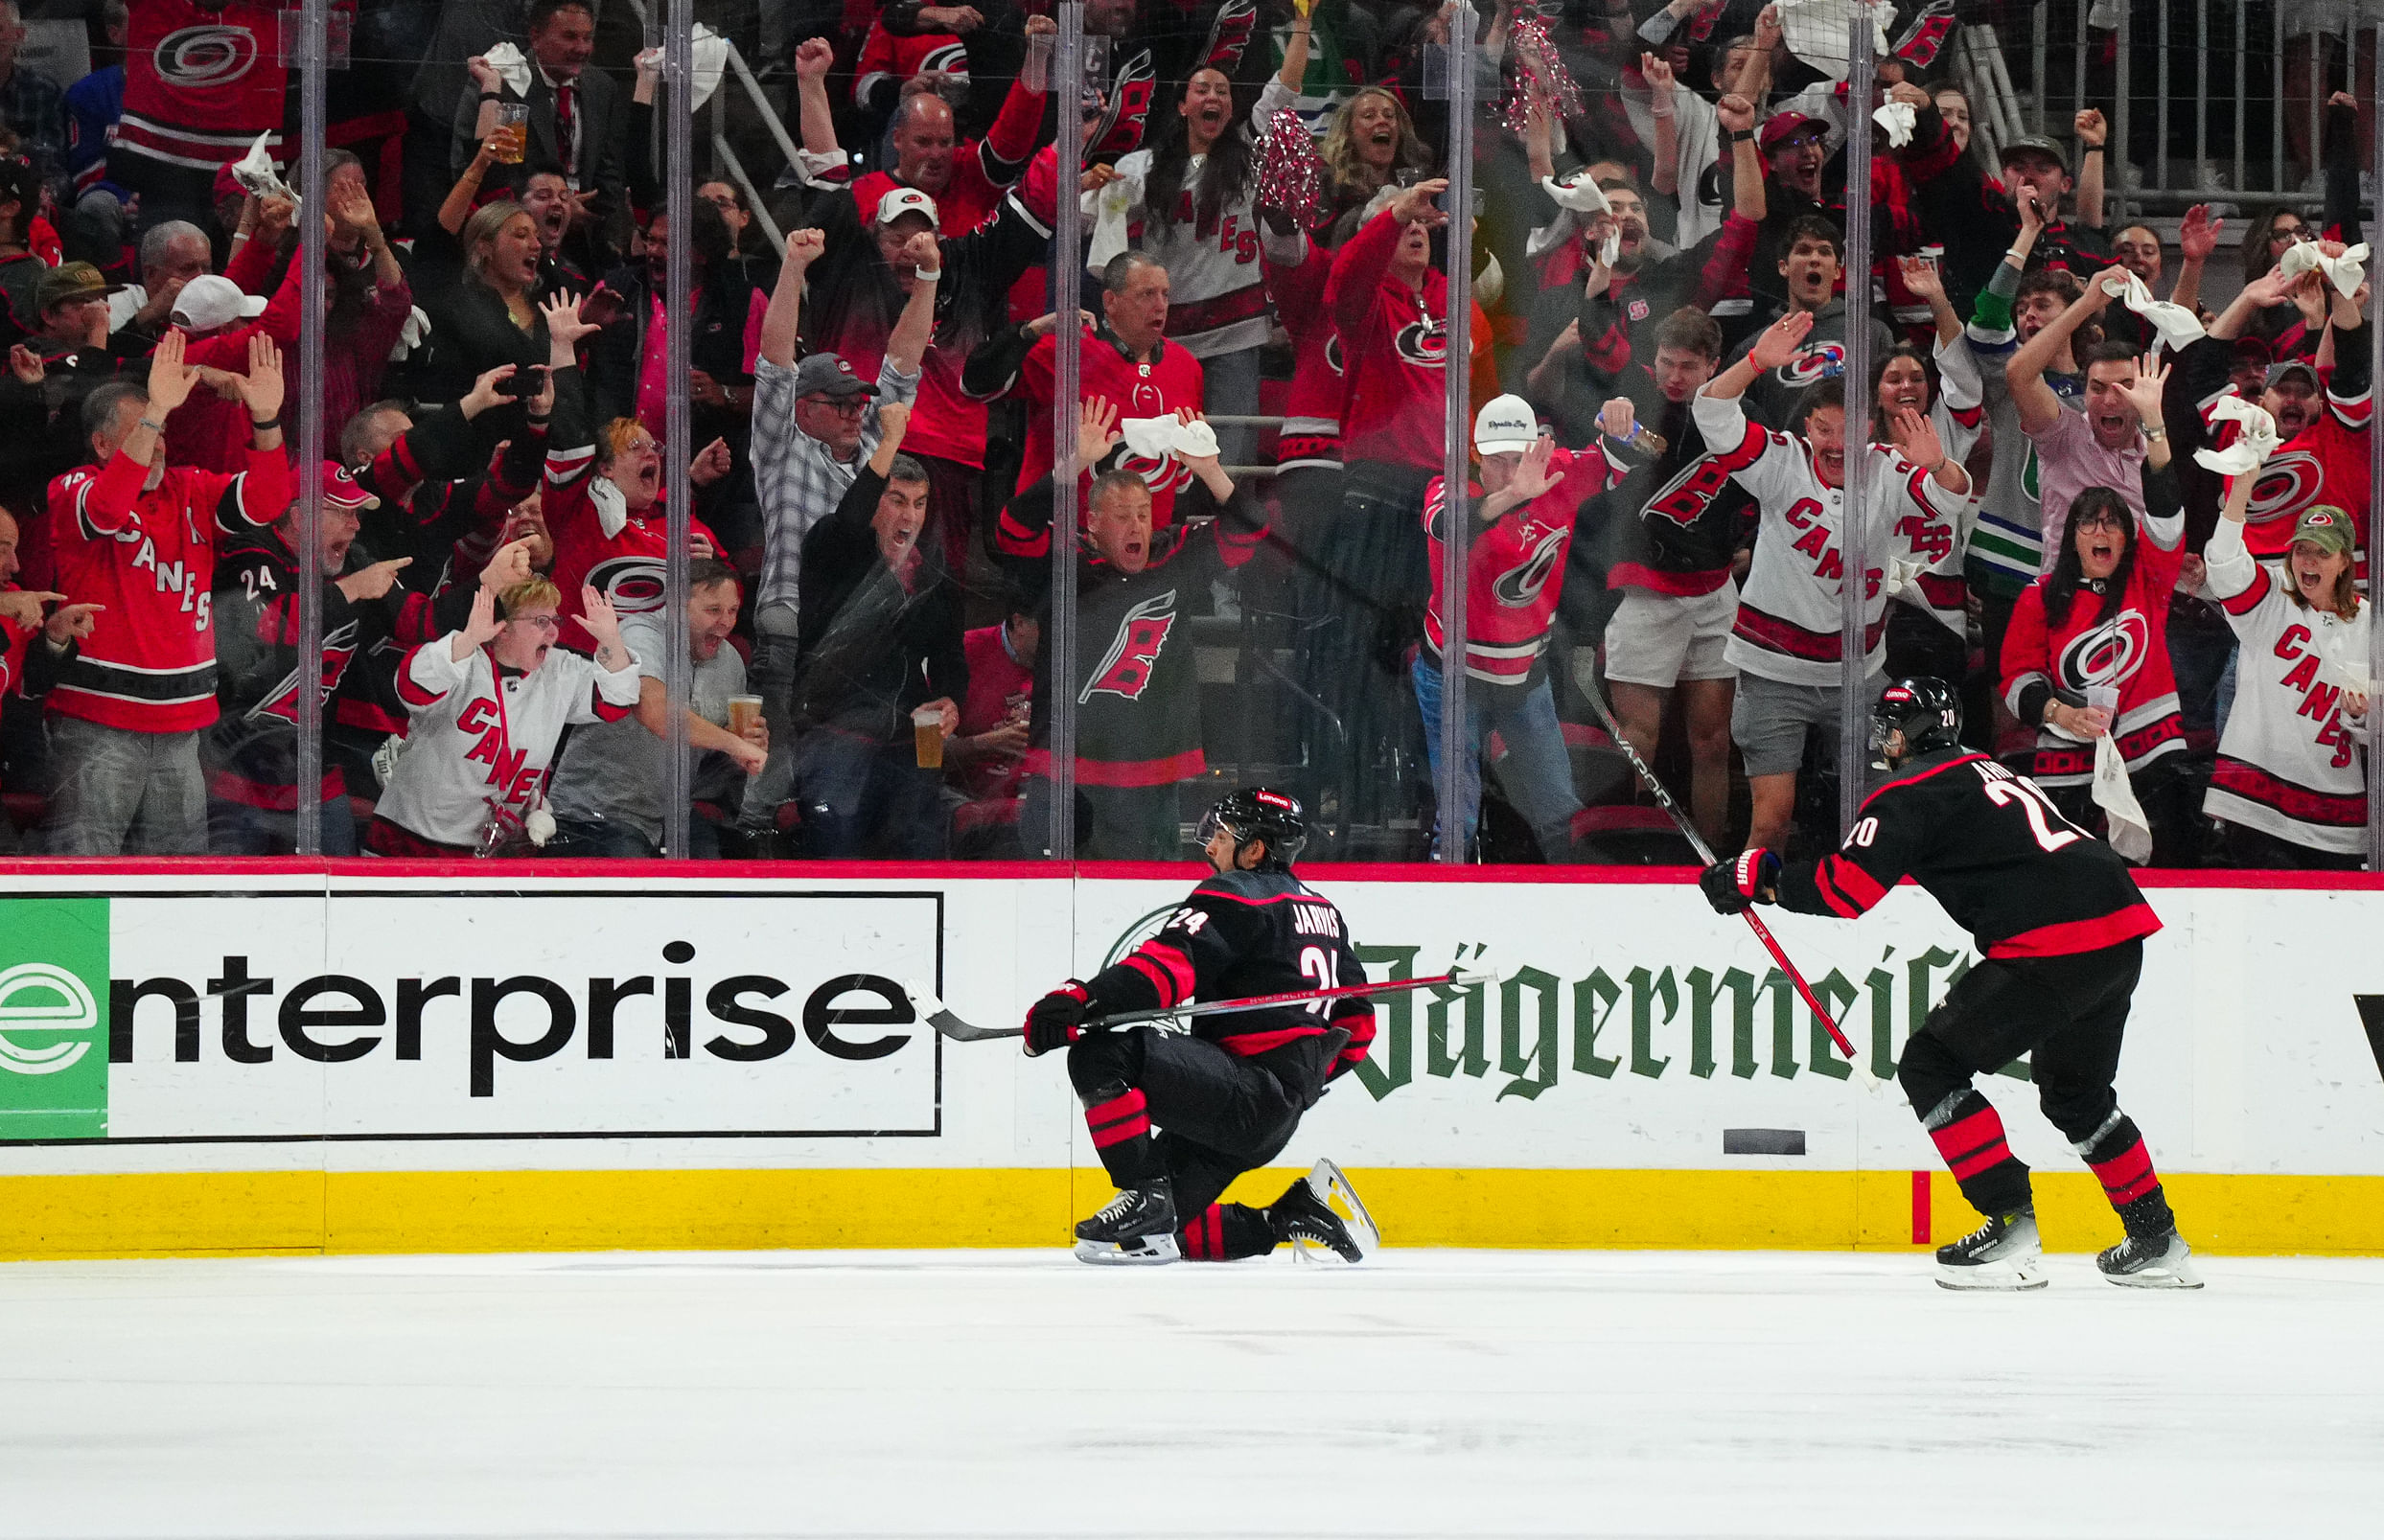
top-left (2026, 405), bottom-right (2146, 575)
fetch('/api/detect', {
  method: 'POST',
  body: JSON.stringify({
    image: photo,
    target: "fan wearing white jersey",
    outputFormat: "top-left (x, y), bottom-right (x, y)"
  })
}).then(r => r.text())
top-left (1875, 252), bottom-right (1988, 679)
top-left (2202, 461), bottom-right (2372, 869)
top-left (1696, 309), bottom-right (1974, 853)
top-left (368, 577), bottom-right (642, 856)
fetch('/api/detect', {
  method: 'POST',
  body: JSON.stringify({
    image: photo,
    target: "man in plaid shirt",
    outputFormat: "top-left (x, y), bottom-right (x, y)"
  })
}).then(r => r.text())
top-left (741, 225), bottom-right (933, 837)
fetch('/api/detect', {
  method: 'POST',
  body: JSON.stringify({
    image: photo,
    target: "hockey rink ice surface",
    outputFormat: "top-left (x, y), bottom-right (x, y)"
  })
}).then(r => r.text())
top-left (3, 1249), bottom-right (2375, 1539)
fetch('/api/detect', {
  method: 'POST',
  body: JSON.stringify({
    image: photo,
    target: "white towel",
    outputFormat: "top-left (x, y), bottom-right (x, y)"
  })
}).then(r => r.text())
top-left (1119, 416), bottom-right (1179, 463)
top-left (1540, 172), bottom-right (1610, 216)
top-left (483, 41), bottom-right (533, 98)
top-left (2193, 396), bottom-right (2280, 476)
top-left (2279, 239), bottom-right (2371, 299)
top-left (633, 26), bottom-right (729, 112)
top-left (2096, 269), bottom-right (2205, 351)
top-left (1872, 100), bottom-right (1916, 149)
top-left (2093, 735), bottom-right (2153, 863)
top-left (230, 133), bottom-right (296, 211)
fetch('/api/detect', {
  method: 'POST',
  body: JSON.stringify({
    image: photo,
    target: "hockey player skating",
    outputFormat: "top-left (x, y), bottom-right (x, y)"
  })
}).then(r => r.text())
top-left (1700, 678), bottom-right (2201, 1290)
top-left (1021, 788), bottom-right (1380, 1265)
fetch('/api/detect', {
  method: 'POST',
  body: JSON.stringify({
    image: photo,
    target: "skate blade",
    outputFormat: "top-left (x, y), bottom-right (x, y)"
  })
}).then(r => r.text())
top-left (1073, 1234), bottom-right (1181, 1266)
top-left (2103, 1252), bottom-right (2205, 1290)
top-left (1307, 1158), bottom-right (1380, 1261)
top-left (1934, 1256), bottom-right (2048, 1291)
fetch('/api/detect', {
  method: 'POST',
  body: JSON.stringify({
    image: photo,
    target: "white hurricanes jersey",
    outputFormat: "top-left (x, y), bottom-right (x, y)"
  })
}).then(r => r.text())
top-left (1694, 388), bottom-right (1970, 687)
top-left (378, 636), bottom-right (644, 849)
top-left (2202, 517), bottom-right (2372, 855)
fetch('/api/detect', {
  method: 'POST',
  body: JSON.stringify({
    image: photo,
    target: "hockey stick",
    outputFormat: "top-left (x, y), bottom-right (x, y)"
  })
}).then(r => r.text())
top-left (1573, 674), bottom-right (1870, 1073)
top-left (905, 971), bottom-right (1501, 1044)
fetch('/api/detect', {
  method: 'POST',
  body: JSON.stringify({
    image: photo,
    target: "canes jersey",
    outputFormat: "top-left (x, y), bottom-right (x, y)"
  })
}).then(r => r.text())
top-left (378, 638), bottom-right (641, 848)
top-left (2201, 517), bottom-right (2371, 855)
top-left (114, 1), bottom-right (299, 183)
top-left (1268, 240), bottom-right (1342, 471)
top-left (851, 20), bottom-right (968, 105)
top-left (1082, 866), bottom-right (1376, 1081)
top-left (1328, 208), bottom-right (1498, 472)
top-left (48, 446), bottom-right (293, 734)
top-left (2229, 326), bottom-right (2372, 568)
top-left (1001, 325), bottom-right (1204, 529)
top-left (1692, 389), bottom-right (1968, 687)
top-left (1005, 476), bottom-right (1267, 787)
top-left (2000, 500), bottom-right (2187, 789)
top-left (1774, 748), bottom-right (2164, 959)
top-left (542, 444), bottom-right (722, 632)
top-left (1604, 394), bottom-right (1757, 596)
top-left (1423, 444), bottom-right (1621, 687)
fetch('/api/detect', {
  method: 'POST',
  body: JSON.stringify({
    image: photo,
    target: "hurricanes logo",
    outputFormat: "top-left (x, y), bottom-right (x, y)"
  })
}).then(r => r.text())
top-left (1492, 525), bottom-right (1570, 608)
top-left (2248, 449), bottom-right (2325, 528)
top-left (156, 24), bottom-right (258, 87)
top-left (1080, 590), bottom-right (1177, 702)
top-left (1201, 0), bottom-right (1258, 69)
top-left (1323, 334), bottom-right (1347, 377)
top-left (588, 555), bottom-right (668, 615)
top-left (1090, 48), bottom-right (1158, 156)
top-left (0, 962), bottom-right (99, 1077)
top-left (255, 619), bottom-right (362, 724)
top-left (920, 41), bottom-right (969, 76)
top-left (1774, 342), bottom-right (1845, 387)
top-left (1393, 318), bottom-right (1448, 369)
top-left (2057, 609), bottom-right (2149, 689)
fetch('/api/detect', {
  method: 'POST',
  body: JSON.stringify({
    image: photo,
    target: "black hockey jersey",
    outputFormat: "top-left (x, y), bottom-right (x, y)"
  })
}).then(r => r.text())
top-left (1083, 868), bottom-right (1376, 1083)
top-left (1773, 748), bottom-right (2163, 960)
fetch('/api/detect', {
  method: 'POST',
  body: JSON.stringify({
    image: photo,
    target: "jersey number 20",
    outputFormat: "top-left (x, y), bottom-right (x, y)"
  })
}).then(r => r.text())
top-left (1982, 776), bottom-right (2086, 852)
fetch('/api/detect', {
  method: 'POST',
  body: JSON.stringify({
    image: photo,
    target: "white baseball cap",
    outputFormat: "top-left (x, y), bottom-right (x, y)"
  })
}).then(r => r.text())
top-left (874, 187), bottom-right (939, 230)
top-left (171, 274), bottom-right (267, 333)
top-left (1472, 394), bottom-right (1541, 456)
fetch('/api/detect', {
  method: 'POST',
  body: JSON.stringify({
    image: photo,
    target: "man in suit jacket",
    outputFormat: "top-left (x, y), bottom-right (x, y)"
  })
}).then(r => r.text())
top-left (447, 0), bottom-right (627, 243)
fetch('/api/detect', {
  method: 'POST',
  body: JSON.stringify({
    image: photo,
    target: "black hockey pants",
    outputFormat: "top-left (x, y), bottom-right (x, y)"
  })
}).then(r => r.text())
top-left (1068, 1025), bottom-right (1327, 1260)
top-left (1896, 939), bottom-right (2178, 1238)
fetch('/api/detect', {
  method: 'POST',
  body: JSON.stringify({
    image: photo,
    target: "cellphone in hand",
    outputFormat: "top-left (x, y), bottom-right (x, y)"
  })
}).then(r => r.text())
top-left (496, 363), bottom-right (549, 400)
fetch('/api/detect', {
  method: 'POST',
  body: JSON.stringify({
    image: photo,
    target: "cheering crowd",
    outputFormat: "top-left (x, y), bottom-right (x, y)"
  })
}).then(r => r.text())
top-left (0, 0), bottom-right (2372, 867)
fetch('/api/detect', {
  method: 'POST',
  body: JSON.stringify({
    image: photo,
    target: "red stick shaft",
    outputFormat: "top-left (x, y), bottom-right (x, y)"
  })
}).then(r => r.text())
top-left (1741, 909), bottom-right (1859, 1062)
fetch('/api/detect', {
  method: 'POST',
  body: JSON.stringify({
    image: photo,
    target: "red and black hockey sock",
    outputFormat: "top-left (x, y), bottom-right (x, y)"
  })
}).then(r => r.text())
top-left (1922, 1090), bottom-right (2033, 1216)
top-left (1177, 1203), bottom-right (1275, 1262)
top-left (1080, 1081), bottom-right (1162, 1188)
top-left (2075, 1111), bottom-right (2177, 1238)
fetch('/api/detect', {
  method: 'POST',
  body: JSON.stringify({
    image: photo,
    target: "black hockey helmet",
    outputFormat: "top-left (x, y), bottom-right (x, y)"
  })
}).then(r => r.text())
top-left (1197, 787), bottom-right (1308, 869)
top-left (1871, 677), bottom-right (1962, 759)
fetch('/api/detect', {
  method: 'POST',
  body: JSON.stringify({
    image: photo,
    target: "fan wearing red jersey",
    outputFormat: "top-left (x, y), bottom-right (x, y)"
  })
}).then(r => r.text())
top-left (109, 0), bottom-right (292, 227)
top-left (44, 332), bottom-right (291, 856)
top-left (1701, 678), bottom-right (2198, 1292)
top-left (1416, 395), bottom-right (1622, 862)
top-left (1022, 788), bottom-right (1379, 1267)
top-left (0, 509), bottom-right (96, 853)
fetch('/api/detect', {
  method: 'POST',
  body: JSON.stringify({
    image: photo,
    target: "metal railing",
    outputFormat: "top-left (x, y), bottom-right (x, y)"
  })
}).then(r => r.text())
top-left (623, 0), bottom-right (791, 256)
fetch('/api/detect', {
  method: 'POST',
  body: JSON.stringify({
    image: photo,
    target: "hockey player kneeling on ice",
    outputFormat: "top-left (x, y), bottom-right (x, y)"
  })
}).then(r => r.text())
top-left (1022, 789), bottom-right (1380, 1265)
top-left (1699, 678), bottom-right (2202, 1291)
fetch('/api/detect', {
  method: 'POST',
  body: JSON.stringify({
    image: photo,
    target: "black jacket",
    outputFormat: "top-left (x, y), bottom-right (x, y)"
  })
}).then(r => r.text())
top-left (795, 464), bottom-right (967, 741)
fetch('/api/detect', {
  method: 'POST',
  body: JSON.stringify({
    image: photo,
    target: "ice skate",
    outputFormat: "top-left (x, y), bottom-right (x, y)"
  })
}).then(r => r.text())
top-left (1074, 1179), bottom-right (1176, 1246)
top-left (1933, 1207), bottom-right (2047, 1291)
top-left (2096, 1229), bottom-right (2204, 1289)
top-left (1072, 1232), bottom-right (1182, 1266)
top-left (1276, 1159), bottom-right (1379, 1262)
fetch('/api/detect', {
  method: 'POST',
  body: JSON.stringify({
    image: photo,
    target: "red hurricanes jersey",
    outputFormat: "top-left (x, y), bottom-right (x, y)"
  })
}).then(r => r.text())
top-left (1327, 208), bottom-right (1494, 472)
top-left (1269, 241), bottom-right (1342, 471)
top-left (542, 444), bottom-right (723, 631)
top-left (853, 22), bottom-right (969, 105)
top-left (2235, 390), bottom-right (2372, 563)
top-left (1999, 509), bottom-right (2188, 789)
top-left (1422, 445), bottom-right (1621, 685)
top-left (1012, 326), bottom-right (1205, 528)
top-left (48, 448), bottom-right (293, 733)
top-left (118, 1), bottom-right (299, 178)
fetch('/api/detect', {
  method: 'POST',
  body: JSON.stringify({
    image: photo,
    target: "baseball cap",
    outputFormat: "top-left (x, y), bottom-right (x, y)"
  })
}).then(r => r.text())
top-left (792, 352), bottom-right (876, 400)
top-left (1999, 133), bottom-right (2070, 172)
top-left (1758, 110), bottom-right (1827, 153)
top-left (172, 274), bottom-right (268, 333)
top-left (2265, 358), bottom-right (2323, 394)
top-left (2290, 505), bottom-right (2355, 558)
top-left (874, 187), bottom-right (939, 231)
top-left (320, 462), bottom-right (381, 512)
top-left (1472, 393), bottom-right (1541, 456)
top-left (35, 261), bottom-right (111, 314)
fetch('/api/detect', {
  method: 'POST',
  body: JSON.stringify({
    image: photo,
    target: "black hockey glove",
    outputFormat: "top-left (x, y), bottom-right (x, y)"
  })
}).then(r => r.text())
top-left (1022, 981), bottom-right (1094, 1056)
top-left (1699, 849), bottom-right (1779, 915)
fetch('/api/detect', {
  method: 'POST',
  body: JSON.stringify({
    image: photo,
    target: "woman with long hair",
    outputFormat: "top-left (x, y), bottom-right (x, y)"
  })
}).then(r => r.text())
top-left (421, 199), bottom-right (551, 409)
top-left (2237, 204), bottom-right (2326, 352)
top-left (1087, 15), bottom-right (1314, 465)
top-left (1320, 85), bottom-right (1434, 247)
top-left (2201, 460), bottom-right (2372, 869)
top-left (2000, 479), bottom-right (2191, 864)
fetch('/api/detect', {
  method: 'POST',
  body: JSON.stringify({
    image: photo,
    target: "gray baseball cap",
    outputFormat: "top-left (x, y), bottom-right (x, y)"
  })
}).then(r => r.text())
top-left (792, 352), bottom-right (875, 399)
top-left (1999, 133), bottom-right (2070, 172)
